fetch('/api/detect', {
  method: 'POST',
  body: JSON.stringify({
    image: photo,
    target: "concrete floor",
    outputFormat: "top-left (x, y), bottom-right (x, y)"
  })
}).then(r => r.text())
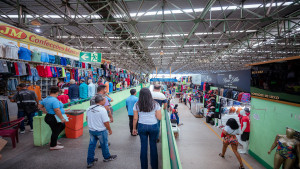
top-left (174, 99), bottom-right (265, 169)
top-left (0, 107), bottom-right (162, 169)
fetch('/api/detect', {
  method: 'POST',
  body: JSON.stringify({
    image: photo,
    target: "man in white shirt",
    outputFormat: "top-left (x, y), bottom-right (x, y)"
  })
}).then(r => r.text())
top-left (151, 85), bottom-right (167, 142)
top-left (88, 79), bottom-right (96, 98)
top-left (86, 95), bottom-right (117, 168)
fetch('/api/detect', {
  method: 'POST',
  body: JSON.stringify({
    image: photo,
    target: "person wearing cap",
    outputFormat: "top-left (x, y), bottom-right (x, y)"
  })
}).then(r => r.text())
top-left (79, 79), bottom-right (88, 99)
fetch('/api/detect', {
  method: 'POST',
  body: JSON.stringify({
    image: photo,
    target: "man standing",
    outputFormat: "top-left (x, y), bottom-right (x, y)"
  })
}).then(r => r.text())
top-left (86, 95), bottom-right (117, 168)
top-left (68, 79), bottom-right (79, 102)
top-left (90, 85), bottom-right (113, 123)
top-left (10, 83), bottom-right (39, 133)
top-left (126, 89), bottom-right (138, 136)
top-left (151, 85), bottom-right (167, 142)
top-left (79, 79), bottom-right (88, 99)
top-left (88, 79), bottom-right (96, 98)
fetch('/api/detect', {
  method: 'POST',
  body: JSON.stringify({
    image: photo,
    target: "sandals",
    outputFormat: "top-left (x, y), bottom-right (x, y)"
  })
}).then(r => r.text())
top-left (218, 153), bottom-right (225, 158)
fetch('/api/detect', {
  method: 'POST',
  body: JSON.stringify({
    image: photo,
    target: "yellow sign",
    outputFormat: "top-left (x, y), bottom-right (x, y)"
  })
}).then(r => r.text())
top-left (0, 21), bottom-right (81, 57)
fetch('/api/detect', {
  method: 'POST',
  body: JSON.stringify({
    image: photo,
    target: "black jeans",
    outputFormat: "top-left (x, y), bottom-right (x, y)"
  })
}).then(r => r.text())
top-left (129, 115), bottom-right (138, 134)
top-left (45, 114), bottom-right (65, 147)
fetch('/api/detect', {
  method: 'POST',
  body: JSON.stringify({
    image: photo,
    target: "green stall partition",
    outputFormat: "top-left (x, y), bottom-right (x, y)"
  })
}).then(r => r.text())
top-left (249, 98), bottom-right (300, 169)
top-left (33, 84), bottom-right (149, 146)
top-left (161, 109), bottom-right (182, 169)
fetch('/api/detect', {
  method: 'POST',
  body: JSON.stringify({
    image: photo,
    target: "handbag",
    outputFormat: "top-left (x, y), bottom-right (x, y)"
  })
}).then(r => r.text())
top-left (221, 129), bottom-right (225, 137)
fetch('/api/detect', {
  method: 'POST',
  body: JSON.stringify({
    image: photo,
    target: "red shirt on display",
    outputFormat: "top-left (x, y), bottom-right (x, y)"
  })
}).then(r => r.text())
top-left (57, 94), bottom-right (69, 104)
top-left (241, 116), bottom-right (250, 132)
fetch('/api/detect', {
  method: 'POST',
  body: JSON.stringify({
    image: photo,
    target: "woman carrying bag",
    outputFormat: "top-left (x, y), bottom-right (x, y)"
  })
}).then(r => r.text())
top-left (219, 118), bottom-right (245, 169)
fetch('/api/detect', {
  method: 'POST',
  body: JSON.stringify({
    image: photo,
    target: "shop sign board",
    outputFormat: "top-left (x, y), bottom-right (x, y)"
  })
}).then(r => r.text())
top-left (79, 52), bottom-right (102, 63)
top-left (217, 70), bottom-right (251, 92)
top-left (0, 21), bottom-right (81, 57)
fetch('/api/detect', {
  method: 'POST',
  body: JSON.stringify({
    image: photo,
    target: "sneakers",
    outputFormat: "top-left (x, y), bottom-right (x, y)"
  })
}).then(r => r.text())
top-left (98, 142), bottom-right (110, 149)
top-left (87, 158), bottom-right (98, 168)
top-left (20, 130), bottom-right (25, 134)
top-left (103, 155), bottom-right (117, 162)
top-left (30, 129), bottom-right (34, 132)
top-left (50, 145), bottom-right (64, 150)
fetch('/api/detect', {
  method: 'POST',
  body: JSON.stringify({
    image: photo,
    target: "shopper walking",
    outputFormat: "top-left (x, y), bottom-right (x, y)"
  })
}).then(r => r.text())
top-left (219, 118), bottom-right (244, 169)
top-left (79, 79), bottom-right (88, 99)
top-left (10, 83), bottom-right (39, 133)
top-left (132, 88), bottom-right (162, 169)
top-left (88, 79), bottom-right (96, 98)
top-left (86, 95), bottom-right (117, 168)
top-left (68, 79), bottom-right (79, 102)
top-left (39, 86), bottom-right (66, 150)
top-left (172, 104), bottom-right (181, 126)
top-left (151, 85), bottom-right (167, 142)
top-left (126, 89), bottom-right (138, 135)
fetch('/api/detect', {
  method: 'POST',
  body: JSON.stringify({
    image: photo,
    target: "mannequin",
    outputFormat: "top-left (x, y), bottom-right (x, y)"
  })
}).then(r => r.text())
top-left (268, 128), bottom-right (300, 169)
top-left (238, 110), bottom-right (250, 154)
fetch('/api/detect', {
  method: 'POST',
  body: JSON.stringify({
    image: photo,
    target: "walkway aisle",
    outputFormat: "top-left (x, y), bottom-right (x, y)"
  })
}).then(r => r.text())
top-left (0, 107), bottom-right (161, 169)
top-left (174, 99), bottom-right (265, 169)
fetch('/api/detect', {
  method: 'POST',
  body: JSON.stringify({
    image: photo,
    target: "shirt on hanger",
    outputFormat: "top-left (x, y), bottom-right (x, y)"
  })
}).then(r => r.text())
top-left (28, 85), bottom-right (42, 101)
top-left (5, 44), bottom-right (19, 59)
top-left (31, 51), bottom-right (41, 62)
top-left (18, 47), bottom-right (32, 61)
top-left (41, 52), bottom-right (49, 62)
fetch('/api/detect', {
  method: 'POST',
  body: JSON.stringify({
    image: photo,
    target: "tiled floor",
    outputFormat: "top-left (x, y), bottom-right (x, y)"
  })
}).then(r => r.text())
top-left (174, 99), bottom-right (265, 169)
top-left (0, 106), bottom-right (162, 169)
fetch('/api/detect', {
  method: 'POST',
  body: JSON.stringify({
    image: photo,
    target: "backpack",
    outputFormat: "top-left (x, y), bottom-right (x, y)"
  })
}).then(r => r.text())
top-left (237, 92), bottom-right (244, 101)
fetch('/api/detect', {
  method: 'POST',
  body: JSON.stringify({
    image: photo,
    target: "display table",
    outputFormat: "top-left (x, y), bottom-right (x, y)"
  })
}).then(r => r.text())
top-left (33, 114), bottom-right (65, 146)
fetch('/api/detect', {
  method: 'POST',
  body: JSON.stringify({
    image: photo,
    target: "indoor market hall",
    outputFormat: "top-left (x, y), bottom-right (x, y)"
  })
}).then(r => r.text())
top-left (0, 1), bottom-right (300, 169)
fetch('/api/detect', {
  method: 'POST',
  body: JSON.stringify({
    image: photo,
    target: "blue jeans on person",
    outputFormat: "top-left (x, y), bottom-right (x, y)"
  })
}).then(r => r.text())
top-left (18, 111), bottom-right (35, 131)
top-left (138, 123), bottom-right (159, 169)
top-left (87, 130), bottom-right (111, 164)
top-left (156, 120), bottom-right (161, 140)
top-left (174, 113), bottom-right (179, 124)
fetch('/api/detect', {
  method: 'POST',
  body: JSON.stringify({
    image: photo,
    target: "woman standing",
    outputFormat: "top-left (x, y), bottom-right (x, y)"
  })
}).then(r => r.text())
top-left (219, 118), bottom-right (244, 169)
top-left (132, 88), bottom-right (162, 169)
top-left (39, 86), bottom-right (66, 150)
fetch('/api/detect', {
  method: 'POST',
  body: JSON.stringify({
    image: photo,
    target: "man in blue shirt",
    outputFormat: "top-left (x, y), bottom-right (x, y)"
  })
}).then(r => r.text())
top-left (126, 89), bottom-right (138, 136)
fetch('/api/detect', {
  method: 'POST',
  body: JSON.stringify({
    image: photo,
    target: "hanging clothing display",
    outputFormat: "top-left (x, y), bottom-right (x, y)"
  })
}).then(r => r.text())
top-left (28, 85), bottom-right (42, 101)
top-left (5, 44), bottom-right (18, 59)
top-left (18, 47), bottom-right (32, 61)
top-left (0, 98), bottom-right (10, 123)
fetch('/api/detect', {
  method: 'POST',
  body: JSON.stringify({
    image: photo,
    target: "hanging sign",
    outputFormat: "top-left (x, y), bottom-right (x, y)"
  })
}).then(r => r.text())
top-left (0, 21), bottom-right (81, 57)
top-left (79, 52), bottom-right (102, 63)
top-left (217, 70), bottom-right (251, 92)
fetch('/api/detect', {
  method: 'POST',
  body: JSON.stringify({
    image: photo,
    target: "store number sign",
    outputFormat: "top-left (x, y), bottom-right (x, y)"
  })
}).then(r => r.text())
top-left (79, 52), bottom-right (102, 63)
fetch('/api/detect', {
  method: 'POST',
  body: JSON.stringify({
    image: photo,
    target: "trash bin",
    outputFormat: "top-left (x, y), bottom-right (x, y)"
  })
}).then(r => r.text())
top-left (65, 109), bottom-right (85, 139)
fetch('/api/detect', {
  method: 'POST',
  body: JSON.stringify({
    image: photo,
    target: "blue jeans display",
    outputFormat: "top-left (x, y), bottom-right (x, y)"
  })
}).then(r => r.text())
top-left (26, 68), bottom-right (40, 82)
top-left (87, 130), bottom-right (110, 164)
top-left (7, 79), bottom-right (18, 91)
top-left (18, 111), bottom-right (35, 131)
top-left (138, 123), bottom-right (159, 169)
